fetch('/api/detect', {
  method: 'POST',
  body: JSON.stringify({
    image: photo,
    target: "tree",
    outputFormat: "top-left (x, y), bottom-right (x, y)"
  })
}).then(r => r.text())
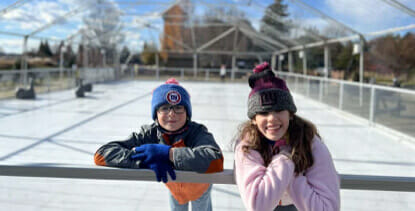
top-left (260, 0), bottom-right (290, 38)
top-left (367, 32), bottom-right (415, 81)
top-left (38, 41), bottom-right (53, 57)
top-left (82, 0), bottom-right (124, 66)
top-left (120, 46), bottom-right (130, 64)
top-left (140, 42), bottom-right (158, 65)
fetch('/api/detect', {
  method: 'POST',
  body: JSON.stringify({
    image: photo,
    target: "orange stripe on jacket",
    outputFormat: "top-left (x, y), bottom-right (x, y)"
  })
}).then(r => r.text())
top-left (165, 138), bottom-right (212, 205)
top-left (204, 156), bottom-right (224, 173)
top-left (94, 153), bottom-right (107, 166)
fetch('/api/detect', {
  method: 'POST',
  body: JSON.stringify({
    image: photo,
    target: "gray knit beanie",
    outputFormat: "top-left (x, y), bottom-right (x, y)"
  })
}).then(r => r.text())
top-left (247, 62), bottom-right (297, 119)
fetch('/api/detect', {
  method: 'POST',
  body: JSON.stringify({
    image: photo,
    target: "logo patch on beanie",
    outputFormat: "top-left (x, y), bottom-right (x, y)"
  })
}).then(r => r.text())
top-left (260, 91), bottom-right (278, 106)
top-left (166, 90), bottom-right (181, 105)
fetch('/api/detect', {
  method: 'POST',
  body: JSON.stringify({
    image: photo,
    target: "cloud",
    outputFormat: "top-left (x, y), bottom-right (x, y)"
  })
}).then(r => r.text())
top-left (1, 0), bottom-right (86, 33)
top-left (324, 0), bottom-right (415, 32)
top-left (0, 38), bottom-right (40, 54)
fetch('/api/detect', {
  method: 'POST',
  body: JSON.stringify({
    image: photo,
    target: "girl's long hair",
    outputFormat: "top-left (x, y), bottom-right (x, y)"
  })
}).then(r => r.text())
top-left (235, 114), bottom-right (319, 175)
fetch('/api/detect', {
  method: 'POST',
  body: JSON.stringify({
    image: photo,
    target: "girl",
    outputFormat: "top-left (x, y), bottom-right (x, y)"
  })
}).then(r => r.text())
top-left (234, 62), bottom-right (340, 211)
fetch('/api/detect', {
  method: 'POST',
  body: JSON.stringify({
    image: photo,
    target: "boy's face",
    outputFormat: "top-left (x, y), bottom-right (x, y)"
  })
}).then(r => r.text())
top-left (157, 104), bottom-right (187, 131)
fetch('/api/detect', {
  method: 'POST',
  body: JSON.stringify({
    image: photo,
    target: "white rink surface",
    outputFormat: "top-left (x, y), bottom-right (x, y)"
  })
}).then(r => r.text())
top-left (0, 80), bottom-right (414, 211)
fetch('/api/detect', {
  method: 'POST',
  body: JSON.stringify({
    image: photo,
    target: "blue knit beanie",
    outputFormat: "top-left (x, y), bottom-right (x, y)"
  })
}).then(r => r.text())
top-left (151, 78), bottom-right (191, 120)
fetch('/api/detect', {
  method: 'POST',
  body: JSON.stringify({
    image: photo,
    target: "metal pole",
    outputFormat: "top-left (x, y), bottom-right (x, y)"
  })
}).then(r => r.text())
top-left (369, 87), bottom-right (376, 125)
top-left (278, 54), bottom-right (282, 71)
top-left (359, 36), bottom-right (365, 106)
top-left (59, 47), bottom-right (64, 81)
top-left (103, 51), bottom-right (106, 67)
top-left (20, 35), bottom-right (28, 86)
top-left (271, 54), bottom-right (276, 71)
top-left (319, 78), bottom-right (323, 101)
top-left (303, 49), bottom-right (307, 75)
top-left (339, 81), bottom-right (344, 110)
top-left (181, 68), bottom-right (184, 80)
top-left (324, 45), bottom-right (330, 79)
top-left (288, 51), bottom-right (293, 72)
top-left (205, 69), bottom-right (209, 81)
top-left (156, 53), bottom-right (159, 80)
top-left (193, 53), bottom-right (197, 78)
top-left (231, 55), bottom-right (236, 81)
top-left (115, 48), bottom-right (120, 80)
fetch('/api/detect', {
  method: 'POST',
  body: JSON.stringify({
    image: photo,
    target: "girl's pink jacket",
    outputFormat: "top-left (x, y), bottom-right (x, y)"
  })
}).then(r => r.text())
top-left (234, 136), bottom-right (340, 211)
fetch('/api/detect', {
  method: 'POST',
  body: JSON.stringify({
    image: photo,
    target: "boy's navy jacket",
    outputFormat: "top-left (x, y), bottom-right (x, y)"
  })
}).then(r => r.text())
top-left (94, 121), bottom-right (224, 204)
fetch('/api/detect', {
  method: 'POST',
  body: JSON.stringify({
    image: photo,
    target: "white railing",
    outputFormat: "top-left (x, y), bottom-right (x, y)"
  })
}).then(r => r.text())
top-left (275, 71), bottom-right (415, 140)
top-left (0, 67), bottom-right (116, 96)
top-left (0, 164), bottom-right (414, 192)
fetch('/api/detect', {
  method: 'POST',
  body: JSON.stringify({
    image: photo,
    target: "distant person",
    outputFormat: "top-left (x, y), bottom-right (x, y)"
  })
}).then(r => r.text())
top-left (233, 62), bottom-right (340, 211)
top-left (220, 64), bottom-right (226, 81)
top-left (94, 78), bottom-right (224, 211)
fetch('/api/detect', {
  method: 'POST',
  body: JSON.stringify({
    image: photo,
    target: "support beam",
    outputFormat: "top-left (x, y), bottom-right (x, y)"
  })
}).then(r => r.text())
top-left (197, 26), bottom-right (236, 52)
top-left (20, 35), bottom-right (28, 86)
top-left (288, 52), bottom-right (293, 73)
top-left (160, 49), bottom-right (273, 56)
top-left (232, 56), bottom-right (236, 81)
top-left (379, 0), bottom-right (415, 17)
top-left (239, 27), bottom-right (287, 49)
top-left (231, 23), bottom-right (239, 81)
top-left (271, 54), bottom-right (277, 71)
top-left (359, 36), bottom-right (364, 85)
top-left (156, 53), bottom-right (159, 80)
top-left (0, 0), bottom-right (32, 16)
top-left (302, 49), bottom-right (307, 75)
top-left (324, 45), bottom-right (330, 78)
top-left (193, 53), bottom-right (197, 78)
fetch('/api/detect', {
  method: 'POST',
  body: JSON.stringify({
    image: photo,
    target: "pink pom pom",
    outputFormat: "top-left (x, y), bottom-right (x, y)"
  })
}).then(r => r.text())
top-left (253, 62), bottom-right (269, 73)
top-left (165, 78), bottom-right (180, 85)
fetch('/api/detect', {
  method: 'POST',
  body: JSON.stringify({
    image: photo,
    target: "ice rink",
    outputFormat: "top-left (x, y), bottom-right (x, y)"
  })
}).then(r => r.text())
top-left (0, 80), bottom-right (414, 210)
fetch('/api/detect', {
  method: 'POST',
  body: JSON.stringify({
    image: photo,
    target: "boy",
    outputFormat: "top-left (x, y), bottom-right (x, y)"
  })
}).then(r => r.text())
top-left (94, 78), bottom-right (223, 211)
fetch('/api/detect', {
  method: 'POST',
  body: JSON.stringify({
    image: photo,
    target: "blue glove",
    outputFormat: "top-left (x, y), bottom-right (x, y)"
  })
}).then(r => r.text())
top-left (139, 160), bottom-right (176, 183)
top-left (131, 144), bottom-right (171, 164)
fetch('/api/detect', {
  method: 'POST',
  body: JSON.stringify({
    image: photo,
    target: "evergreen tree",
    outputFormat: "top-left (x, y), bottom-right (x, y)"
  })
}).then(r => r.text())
top-left (38, 40), bottom-right (53, 57)
top-left (120, 46), bottom-right (130, 63)
top-left (260, 0), bottom-right (290, 38)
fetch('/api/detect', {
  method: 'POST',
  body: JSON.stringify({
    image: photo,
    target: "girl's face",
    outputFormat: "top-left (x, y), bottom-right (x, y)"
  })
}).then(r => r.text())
top-left (252, 110), bottom-right (290, 141)
top-left (157, 104), bottom-right (187, 131)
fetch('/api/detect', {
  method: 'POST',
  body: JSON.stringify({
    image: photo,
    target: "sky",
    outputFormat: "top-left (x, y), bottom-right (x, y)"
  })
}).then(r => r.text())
top-left (0, 0), bottom-right (413, 54)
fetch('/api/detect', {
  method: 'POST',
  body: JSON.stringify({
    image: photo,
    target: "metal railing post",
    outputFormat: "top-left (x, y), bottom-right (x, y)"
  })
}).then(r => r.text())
top-left (339, 81), bottom-right (344, 110)
top-left (205, 69), bottom-right (209, 81)
top-left (156, 54), bottom-right (159, 80)
top-left (181, 68), bottom-right (184, 80)
top-left (369, 87), bottom-right (376, 125)
top-left (319, 78), bottom-right (323, 101)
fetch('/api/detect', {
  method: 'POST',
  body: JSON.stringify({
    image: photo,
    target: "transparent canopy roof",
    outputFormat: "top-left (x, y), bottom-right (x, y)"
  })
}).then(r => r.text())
top-left (0, 0), bottom-right (413, 54)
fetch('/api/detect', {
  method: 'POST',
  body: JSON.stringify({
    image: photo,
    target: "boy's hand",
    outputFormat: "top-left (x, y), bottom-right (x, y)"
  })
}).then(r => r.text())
top-left (149, 161), bottom-right (176, 183)
top-left (131, 144), bottom-right (171, 163)
top-left (139, 160), bottom-right (176, 183)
